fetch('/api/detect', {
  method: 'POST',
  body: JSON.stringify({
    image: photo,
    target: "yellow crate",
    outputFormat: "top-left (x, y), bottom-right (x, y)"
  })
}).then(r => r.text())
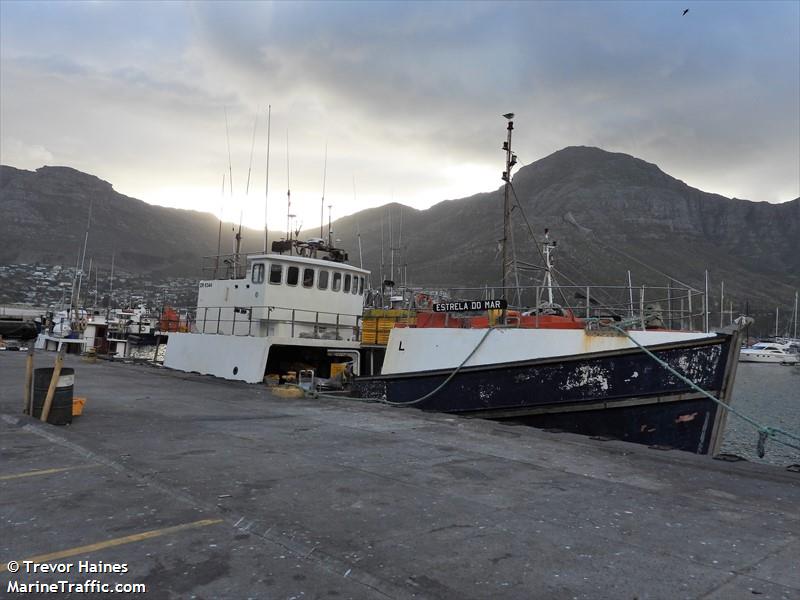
top-left (331, 362), bottom-right (348, 378)
top-left (363, 309), bottom-right (415, 318)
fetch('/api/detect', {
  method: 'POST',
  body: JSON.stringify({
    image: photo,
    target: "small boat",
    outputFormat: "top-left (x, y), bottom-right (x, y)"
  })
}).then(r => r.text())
top-left (739, 341), bottom-right (799, 365)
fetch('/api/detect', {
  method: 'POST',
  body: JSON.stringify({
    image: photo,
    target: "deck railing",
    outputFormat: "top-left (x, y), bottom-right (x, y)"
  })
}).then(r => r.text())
top-left (379, 284), bottom-right (720, 332)
top-left (157, 304), bottom-right (362, 340)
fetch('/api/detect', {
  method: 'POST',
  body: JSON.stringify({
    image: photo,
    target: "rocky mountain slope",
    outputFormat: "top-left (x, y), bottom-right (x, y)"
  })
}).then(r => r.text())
top-left (2, 148), bottom-right (798, 332)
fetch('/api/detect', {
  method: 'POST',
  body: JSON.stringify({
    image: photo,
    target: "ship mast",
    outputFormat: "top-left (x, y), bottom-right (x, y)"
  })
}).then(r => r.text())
top-left (500, 113), bottom-right (517, 301)
top-left (542, 230), bottom-right (555, 305)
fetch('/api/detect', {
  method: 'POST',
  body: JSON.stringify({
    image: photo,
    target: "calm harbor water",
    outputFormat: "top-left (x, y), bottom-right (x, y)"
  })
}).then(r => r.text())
top-left (720, 362), bottom-right (800, 466)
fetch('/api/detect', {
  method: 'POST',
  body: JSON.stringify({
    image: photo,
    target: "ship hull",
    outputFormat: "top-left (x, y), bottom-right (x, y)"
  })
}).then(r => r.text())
top-left (353, 331), bottom-right (741, 454)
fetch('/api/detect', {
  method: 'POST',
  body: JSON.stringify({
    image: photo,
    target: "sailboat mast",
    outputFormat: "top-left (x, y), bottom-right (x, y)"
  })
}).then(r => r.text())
top-left (501, 114), bottom-right (514, 299)
top-left (109, 252), bottom-right (115, 309)
top-left (794, 291), bottom-right (798, 340)
top-left (264, 104), bottom-right (271, 253)
top-left (84, 256), bottom-right (93, 309)
top-left (74, 198), bottom-right (93, 319)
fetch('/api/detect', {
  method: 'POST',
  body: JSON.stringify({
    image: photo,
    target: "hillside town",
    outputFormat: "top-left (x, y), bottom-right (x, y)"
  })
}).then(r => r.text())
top-left (0, 262), bottom-right (197, 310)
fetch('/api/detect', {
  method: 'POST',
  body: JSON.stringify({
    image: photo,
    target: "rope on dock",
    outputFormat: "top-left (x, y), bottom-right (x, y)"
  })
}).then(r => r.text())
top-left (611, 325), bottom-right (800, 458)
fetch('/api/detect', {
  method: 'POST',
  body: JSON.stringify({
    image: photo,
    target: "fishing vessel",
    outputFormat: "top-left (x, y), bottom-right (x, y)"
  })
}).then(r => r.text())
top-left (353, 115), bottom-right (749, 455)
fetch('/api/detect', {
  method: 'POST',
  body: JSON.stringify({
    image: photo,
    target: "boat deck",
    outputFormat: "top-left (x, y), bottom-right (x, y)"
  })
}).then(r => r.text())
top-left (1, 352), bottom-right (798, 599)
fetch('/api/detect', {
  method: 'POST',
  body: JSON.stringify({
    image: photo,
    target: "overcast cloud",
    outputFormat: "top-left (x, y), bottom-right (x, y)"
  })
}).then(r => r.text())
top-left (1, 1), bottom-right (798, 231)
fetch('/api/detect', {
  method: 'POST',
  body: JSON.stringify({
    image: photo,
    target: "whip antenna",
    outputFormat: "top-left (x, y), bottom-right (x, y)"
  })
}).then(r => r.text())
top-left (321, 143), bottom-right (328, 239)
top-left (264, 104), bottom-right (271, 253)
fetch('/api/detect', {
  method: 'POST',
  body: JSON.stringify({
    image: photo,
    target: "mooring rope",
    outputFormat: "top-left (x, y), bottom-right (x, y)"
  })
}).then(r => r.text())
top-left (610, 324), bottom-right (800, 457)
top-left (309, 326), bottom-right (497, 406)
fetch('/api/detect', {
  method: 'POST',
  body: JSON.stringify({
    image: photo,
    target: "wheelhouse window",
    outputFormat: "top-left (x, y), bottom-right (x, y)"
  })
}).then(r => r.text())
top-left (269, 264), bottom-right (283, 284)
top-left (351, 276), bottom-right (358, 294)
top-left (287, 266), bottom-right (299, 286)
top-left (252, 263), bottom-right (265, 284)
top-left (332, 272), bottom-right (342, 292)
top-left (318, 270), bottom-right (329, 290)
top-left (303, 268), bottom-right (315, 288)
top-left (358, 276), bottom-right (364, 295)
top-left (344, 274), bottom-right (352, 293)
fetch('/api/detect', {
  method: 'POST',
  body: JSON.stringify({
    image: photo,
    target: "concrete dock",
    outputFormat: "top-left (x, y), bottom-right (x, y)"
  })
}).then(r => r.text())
top-left (1, 352), bottom-right (798, 599)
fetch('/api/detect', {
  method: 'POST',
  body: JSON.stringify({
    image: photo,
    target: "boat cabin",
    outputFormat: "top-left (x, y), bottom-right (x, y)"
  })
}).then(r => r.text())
top-left (196, 253), bottom-right (368, 341)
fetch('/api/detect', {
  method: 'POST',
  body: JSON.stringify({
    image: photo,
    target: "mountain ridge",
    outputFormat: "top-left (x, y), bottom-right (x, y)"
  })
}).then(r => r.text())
top-left (1, 147), bottom-right (798, 334)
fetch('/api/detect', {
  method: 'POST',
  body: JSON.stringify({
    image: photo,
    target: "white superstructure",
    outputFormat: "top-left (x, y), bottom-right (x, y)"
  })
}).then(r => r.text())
top-left (164, 247), bottom-right (370, 383)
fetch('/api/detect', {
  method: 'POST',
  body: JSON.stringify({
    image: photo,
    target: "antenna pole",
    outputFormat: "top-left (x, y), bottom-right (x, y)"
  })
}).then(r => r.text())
top-left (398, 206), bottom-right (404, 287)
top-left (704, 269), bottom-right (709, 333)
top-left (321, 143), bottom-right (328, 239)
top-left (264, 104), bottom-right (271, 253)
top-left (224, 106), bottom-right (234, 203)
top-left (286, 129), bottom-right (291, 253)
top-left (389, 205), bottom-right (394, 284)
top-left (224, 107), bottom-right (234, 274)
top-left (353, 176), bottom-right (363, 269)
top-left (234, 112), bottom-right (258, 274)
top-left (327, 204), bottom-right (333, 248)
top-left (215, 173), bottom-right (225, 278)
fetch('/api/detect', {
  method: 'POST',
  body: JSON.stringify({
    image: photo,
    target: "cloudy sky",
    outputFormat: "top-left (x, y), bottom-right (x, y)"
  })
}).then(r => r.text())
top-left (1, 1), bottom-right (798, 232)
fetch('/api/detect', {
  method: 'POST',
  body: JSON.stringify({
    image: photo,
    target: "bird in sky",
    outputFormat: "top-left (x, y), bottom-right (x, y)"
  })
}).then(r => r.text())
top-left (683, 8), bottom-right (689, 15)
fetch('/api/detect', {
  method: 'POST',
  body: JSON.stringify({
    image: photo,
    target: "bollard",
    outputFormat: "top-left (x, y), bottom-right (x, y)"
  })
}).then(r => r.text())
top-left (40, 347), bottom-right (66, 423)
top-left (23, 347), bottom-right (34, 415)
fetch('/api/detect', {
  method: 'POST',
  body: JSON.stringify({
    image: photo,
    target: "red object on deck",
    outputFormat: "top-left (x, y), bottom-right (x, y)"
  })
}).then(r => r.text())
top-left (413, 310), bottom-right (585, 330)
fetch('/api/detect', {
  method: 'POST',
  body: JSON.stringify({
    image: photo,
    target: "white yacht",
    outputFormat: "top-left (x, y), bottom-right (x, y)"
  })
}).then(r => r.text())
top-left (739, 341), bottom-right (799, 364)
